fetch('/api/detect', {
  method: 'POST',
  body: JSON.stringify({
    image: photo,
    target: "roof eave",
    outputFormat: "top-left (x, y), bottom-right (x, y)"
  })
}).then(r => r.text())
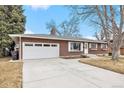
top-left (8, 34), bottom-right (107, 43)
top-left (9, 34), bottom-right (21, 37)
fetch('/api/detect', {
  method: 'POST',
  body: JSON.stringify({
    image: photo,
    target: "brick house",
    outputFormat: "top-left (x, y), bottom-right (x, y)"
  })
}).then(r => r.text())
top-left (9, 34), bottom-right (108, 60)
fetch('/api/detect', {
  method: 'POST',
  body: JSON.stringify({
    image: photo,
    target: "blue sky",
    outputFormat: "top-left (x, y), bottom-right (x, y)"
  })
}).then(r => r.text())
top-left (23, 5), bottom-right (96, 39)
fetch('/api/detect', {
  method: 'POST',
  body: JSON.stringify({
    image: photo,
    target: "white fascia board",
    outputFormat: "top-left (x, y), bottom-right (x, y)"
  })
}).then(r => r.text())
top-left (9, 34), bottom-right (22, 37)
top-left (21, 36), bottom-right (107, 43)
top-left (8, 34), bottom-right (107, 43)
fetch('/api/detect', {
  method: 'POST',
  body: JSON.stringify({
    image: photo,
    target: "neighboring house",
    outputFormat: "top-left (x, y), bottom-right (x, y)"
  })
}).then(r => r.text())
top-left (108, 40), bottom-right (124, 55)
top-left (9, 31), bottom-right (108, 60)
top-left (120, 46), bottom-right (124, 55)
top-left (119, 40), bottom-right (124, 55)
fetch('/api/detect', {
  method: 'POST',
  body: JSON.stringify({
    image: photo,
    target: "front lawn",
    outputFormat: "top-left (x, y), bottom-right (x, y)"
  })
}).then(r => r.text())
top-left (0, 57), bottom-right (23, 88)
top-left (79, 57), bottom-right (124, 74)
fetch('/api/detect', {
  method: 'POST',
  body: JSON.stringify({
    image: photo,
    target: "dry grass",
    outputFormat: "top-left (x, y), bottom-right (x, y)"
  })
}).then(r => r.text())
top-left (0, 57), bottom-right (23, 88)
top-left (79, 57), bottom-right (124, 74)
top-left (0, 57), bottom-right (11, 62)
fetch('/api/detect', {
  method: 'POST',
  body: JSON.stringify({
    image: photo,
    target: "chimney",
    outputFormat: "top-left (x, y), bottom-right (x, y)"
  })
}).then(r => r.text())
top-left (50, 27), bottom-right (56, 35)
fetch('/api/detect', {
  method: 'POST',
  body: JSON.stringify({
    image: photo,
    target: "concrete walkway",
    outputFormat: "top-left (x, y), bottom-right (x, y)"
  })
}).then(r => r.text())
top-left (23, 58), bottom-right (124, 88)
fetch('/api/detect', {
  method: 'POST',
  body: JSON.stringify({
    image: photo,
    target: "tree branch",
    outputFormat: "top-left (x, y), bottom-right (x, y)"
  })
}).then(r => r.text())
top-left (119, 5), bottom-right (124, 32)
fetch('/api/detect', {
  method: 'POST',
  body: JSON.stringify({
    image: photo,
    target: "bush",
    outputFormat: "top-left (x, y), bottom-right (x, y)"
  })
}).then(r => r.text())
top-left (108, 53), bottom-right (112, 56)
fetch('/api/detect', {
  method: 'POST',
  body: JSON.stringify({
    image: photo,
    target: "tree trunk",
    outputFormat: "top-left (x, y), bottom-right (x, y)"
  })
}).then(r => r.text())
top-left (112, 48), bottom-right (120, 61)
top-left (0, 48), bottom-right (3, 57)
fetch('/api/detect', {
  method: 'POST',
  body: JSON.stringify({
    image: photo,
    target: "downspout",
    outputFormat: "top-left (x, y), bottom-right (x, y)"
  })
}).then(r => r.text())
top-left (19, 35), bottom-right (22, 60)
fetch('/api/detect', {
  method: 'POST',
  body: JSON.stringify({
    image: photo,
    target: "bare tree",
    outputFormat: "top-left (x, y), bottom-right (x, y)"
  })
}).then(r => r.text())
top-left (69, 5), bottom-right (124, 61)
top-left (94, 30), bottom-right (105, 40)
top-left (46, 20), bottom-right (61, 36)
top-left (46, 17), bottom-right (81, 37)
top-left (59, 16), bottom-right (81, 37)
top-left (109, 5), bottom-right (124, 60)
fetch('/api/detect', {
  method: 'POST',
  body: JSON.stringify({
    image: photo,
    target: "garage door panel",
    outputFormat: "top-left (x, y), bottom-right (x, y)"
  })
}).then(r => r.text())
top-left (23, 42), bottom-right (59, 59)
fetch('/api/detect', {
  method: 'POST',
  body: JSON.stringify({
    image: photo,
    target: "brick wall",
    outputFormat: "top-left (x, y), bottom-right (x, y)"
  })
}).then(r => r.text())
top-left (15, 37), bottom-right (108, 59)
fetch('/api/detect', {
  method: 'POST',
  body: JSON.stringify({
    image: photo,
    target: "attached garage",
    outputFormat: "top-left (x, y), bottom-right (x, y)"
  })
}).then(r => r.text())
top-left (9, 34), bottom-right (108, 60)
top-left (23, 42), bottom-right (59, 59)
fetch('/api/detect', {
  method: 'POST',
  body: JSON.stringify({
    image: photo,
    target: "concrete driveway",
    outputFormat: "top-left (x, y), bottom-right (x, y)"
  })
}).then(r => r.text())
top-left (23, 58), bottom-right (124, 88)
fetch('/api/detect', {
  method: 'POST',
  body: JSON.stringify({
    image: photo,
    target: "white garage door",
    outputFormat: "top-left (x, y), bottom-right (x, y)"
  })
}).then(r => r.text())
top-left (23, 42), bottom-right (59, 59)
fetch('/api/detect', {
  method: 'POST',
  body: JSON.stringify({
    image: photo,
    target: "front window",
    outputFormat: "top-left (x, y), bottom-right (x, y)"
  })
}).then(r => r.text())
top-left (35, 44), bottom-right (42, 47)
top-left (25, 44), bottom-right (33, 46)
top-left (69, 42), bottom-right (81, 52)
top-left (101, 44), bottom-right (107, 48)
top-left (43, 44), bottom-right (50, 47)
top-left (90, 43), bottom-right (97, 49)
top-left (51, 44), bottom-right (57, 47)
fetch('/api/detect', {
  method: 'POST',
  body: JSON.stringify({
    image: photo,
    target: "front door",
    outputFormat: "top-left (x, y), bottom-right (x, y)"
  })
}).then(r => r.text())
top-left (84, 43), bottom-right (88, 54)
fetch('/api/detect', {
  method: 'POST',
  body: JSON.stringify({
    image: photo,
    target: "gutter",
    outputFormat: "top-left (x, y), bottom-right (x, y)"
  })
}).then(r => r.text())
top-left (8, 34), bottom-right (107, 44)
top-left (19, 36), bottom-right (22, 60)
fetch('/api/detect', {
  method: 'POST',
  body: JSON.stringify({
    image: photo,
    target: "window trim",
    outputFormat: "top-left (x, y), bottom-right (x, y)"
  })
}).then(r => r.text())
top-left (35, 44), bottom-right (42, 47)
top-left (68, 42), bottom-right (82, 52)
top-left (25, 44), bottom-right (33, 46)
top-left (89, 43), bottom-right (98, 50)
top-left (51, 44), bottom-right (57, 47)
top-left (43, 44), bottom-right (50, 47)
top-left (101, 44), bottom-right (108, 49)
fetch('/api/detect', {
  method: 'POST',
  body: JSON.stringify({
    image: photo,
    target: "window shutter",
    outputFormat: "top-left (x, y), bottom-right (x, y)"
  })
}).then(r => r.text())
top-left (89, 43), bottom-right (91, 48)
top-left (81, 43), bottom-right (83, 51)
top-left (101, 44), bottom-right (104, 48)
top-left (104, 44), bottom-right (107, 48)
top-left (68, 42), bottom-right (71, 52)
top-left (96, 43), bottom-right (98, 49)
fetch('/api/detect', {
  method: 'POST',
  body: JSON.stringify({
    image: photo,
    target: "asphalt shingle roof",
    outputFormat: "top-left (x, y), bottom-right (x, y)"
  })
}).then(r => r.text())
top-left (9, 34), bottom-right (107, 43)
